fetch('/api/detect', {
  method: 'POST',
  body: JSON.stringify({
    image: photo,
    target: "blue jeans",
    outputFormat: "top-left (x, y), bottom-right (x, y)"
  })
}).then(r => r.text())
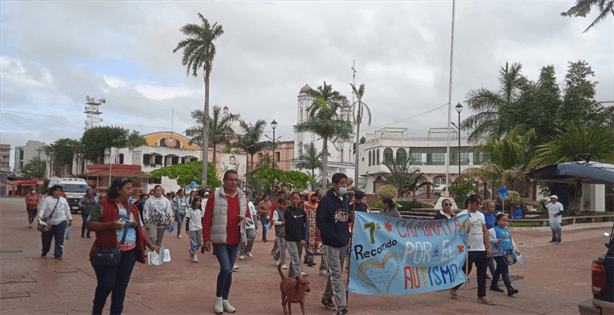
top-left (259, 216), bottom-right (269, 240)
top-left (175, 213), bottom-right (186, 236)
top-left (91, 248), bottom-right (137, 315)
top-left (213, 245), bottom-right (239, 299)
top-left (493, 256), bottom-right (513, 290)
top-left (41, 220), bottom-right (67, 258)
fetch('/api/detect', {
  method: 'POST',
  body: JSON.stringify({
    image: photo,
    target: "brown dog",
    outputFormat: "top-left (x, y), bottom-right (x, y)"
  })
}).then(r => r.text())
top-left (278, 263), bottom-right (310, 315)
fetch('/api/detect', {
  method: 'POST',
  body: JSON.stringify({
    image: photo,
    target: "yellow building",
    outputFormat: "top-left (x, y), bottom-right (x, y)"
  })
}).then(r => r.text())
top-left (142, 132), bottom-right (201, 150)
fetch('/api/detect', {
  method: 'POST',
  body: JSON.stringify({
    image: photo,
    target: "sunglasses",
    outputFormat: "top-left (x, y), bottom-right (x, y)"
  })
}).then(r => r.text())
top-left (443, 203), bottom-right (452, 206)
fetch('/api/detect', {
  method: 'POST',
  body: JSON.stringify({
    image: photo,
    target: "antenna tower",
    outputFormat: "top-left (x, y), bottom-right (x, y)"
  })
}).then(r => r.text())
top-left (84, 95), bottom-right (105, 130)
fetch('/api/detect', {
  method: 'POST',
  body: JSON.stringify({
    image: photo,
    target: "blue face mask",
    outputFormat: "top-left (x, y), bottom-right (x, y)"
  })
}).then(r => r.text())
top-left (338, 187), bottom-right (348, 195)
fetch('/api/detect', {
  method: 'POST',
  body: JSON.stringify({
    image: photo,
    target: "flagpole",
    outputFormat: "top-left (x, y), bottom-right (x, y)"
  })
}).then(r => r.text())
top-left (445, 0), bottom-right (457, 197)
top-left (345, 202), bottom-right (357, 307)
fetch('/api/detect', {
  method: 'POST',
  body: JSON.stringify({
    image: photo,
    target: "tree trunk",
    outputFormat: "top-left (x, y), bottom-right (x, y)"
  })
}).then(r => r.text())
top-left (321, 136), bottom-right (328, 194)
top-left (201, 67), bottom-right (211, 188)
top-left (354, 114), bottom-right (361, 192)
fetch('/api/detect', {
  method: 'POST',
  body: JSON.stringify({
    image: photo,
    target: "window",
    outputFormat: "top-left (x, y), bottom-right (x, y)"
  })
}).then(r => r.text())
top-left (377, 149), bottom-right (380, 165)
top-left (383, 148), bottom-right (393, 164)
top-left (149, 177), bottom-right (161, 184)
top-left (275, 152), bottom-right (281, 162)
top-left (118, 153), bottom-right (124, 164)
top-left (368, 151), bottom-right (371, 166)
top-left (431, 152), bottom-right (446, 165)
top-left (19, 150), bottom-right (24, 160)
top-left (154, 155), bottom-right (163, 165)
top-left (158, 139), bottom-right (166, 147)
top-left (396, 148), bottom-right (407, 162)
top-left (411, 152), bottom-right (422, 164)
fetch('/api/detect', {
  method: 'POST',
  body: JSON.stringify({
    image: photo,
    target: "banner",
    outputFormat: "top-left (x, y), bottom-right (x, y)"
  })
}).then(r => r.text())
top-left (348, 212), bottom-right (469, 296)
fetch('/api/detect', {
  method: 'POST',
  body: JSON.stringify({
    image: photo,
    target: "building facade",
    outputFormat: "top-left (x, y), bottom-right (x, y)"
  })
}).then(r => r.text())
top-left (0, 144), bottom-right (11, 172)
top-left (14, 141), bottom-right (47, 176)
top-left (357, 127), bottom-right (489, 195)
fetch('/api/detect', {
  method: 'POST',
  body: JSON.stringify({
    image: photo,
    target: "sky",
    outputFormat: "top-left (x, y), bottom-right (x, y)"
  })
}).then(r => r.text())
top-left (2, 0), bottom-right (613, 169)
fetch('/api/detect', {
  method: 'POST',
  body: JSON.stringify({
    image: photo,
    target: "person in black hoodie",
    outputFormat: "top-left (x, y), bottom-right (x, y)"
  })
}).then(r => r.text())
top-left (284, 191), bottom-right (307, 278)
top-left (316, 173), bottom-right (351, 315)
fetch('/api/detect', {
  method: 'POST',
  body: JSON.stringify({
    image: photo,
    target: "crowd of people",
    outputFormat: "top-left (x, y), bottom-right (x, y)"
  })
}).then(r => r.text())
top-left (23, 170), bottom-right (565, 315)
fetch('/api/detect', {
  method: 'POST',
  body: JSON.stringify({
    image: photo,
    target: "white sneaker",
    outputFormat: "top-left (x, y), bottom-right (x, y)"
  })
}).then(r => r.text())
top-left (192, 255), bottom-right (198, 263)
top-left (213, 297), bottom-right (223, 314)
top-left (246, 252), bottom-right (253, 258)
top-left (239, 254), bottom-right (245, 260)
top-left (232, 264), bottom-right (239, 271)
top-left (222, 300), bottom-right (236, 313)
top-left (281, 264), bottom-right (288, 270)
top-left (178, 235), bottom-right (182, 239)
top-left (28, 223), bottom-right (32, 228)
top-left (319, 269), bottom-right (328, 276)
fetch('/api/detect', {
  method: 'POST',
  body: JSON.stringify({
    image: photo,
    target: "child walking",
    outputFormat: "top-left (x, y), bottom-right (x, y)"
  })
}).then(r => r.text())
top-left (488, 213), bottom-right (520, 296)
top-left (185, 196), bottom-right (204, 263)
top-left (272, 198), bottom-right (288, 269)
top-left (284, 192), bottom-right (307, 278)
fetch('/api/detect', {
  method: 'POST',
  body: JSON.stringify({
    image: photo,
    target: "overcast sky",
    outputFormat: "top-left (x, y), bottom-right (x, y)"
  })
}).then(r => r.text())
top-left (2, 0), bottom-right (612, 168)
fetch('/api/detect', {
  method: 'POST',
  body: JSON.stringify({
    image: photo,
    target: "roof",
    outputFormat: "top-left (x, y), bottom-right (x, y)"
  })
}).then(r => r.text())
top-left (85, 164), bottom-right (148, 178)
top-left (299, 84), bottom-right (311, 94)
top-left (528, 161), bottom-right (614, 185)
top-left (6, 180), bottom-right (39, 186)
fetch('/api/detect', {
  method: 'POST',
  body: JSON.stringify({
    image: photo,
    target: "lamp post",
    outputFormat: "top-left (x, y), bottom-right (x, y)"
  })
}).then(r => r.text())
top-left (265, 120), bottom-right (281, 190)
top-left (455, 103), bottom-right (463, 179)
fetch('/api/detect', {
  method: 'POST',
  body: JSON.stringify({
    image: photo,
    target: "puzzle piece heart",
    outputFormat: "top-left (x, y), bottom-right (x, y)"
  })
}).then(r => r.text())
top-left (356, 252), bottom-right (400, 295)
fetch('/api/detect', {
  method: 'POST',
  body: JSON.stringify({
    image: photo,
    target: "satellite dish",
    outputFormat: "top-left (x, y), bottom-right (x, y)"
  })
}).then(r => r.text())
top-left (101, 98), bottom-right (106, 103)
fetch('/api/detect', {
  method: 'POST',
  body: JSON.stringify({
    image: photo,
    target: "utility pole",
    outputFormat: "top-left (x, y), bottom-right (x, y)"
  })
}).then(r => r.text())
top-left (445, 0), bottom-right (457, 197)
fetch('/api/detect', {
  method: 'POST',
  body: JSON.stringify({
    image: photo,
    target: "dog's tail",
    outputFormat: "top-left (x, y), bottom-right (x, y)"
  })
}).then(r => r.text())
top-left (277, 263), bottom-right (285, 280)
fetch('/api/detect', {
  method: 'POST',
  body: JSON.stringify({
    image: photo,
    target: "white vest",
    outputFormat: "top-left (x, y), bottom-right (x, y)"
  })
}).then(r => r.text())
top-left (210, 187), bottom-right (247, 244)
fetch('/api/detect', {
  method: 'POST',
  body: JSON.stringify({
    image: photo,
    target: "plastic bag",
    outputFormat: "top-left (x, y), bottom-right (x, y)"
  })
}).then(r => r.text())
top-left (166, 224), bottom-right (174, 233)
top-left (551, 219), bottom-right (561, 230)
top-left (516, 253), bottom-right (527, 267)
top-left (64, 226), bottom-right (71, 240)
top-left (147, 247), bottom-right (171, 265)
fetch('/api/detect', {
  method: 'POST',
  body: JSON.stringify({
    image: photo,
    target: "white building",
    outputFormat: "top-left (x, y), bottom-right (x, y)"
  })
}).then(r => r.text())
top-left (14, 140), bottom-right (48, 176)
top-left (357, 127), bottom-right (489, 196)
top-left (292, 84), bottom-right (355, 182)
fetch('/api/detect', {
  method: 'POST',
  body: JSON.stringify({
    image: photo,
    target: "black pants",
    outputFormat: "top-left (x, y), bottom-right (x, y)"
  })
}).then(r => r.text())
top-left (41, 220), bottom-right (67, 258)
top-left (454, 250), bottom-right (488, 298)
top-left (81, 214), bottom-right (91, 237)
top-left (92, 248), bottom-right (137, 315)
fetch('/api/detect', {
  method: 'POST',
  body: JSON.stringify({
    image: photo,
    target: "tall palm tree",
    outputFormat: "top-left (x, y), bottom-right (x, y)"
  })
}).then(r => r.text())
top-left (350, 83), bottom-right (372, 189)
top-left (296, 142), bottom-right (323, 177)
top-left (528, 123), bottom-right (614, 169)
top-left (377, 154), bottom-right (420, 198)
top-left (234, 119), bottom-right (272, 172)
top-left (185, 106), bottom-right (239, 168)
top-left (295, 81), bottom-right (354, 193)
top-left (562, 0), bottom-right (614, 33)
top-left (173, 13), bottom-right (224, 188)
top-left (460, 62), bottom-right (524, 142)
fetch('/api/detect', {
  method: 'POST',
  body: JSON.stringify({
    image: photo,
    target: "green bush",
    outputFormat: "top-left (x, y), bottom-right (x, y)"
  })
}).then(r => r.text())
top-left (369, 201), bottom-right (382, 209)
top-left (396, 201), bottom-right (434, 210)
top-left (507, 190), bottom-right (521, 207)
top-left (378, 184), bottom-right (398, 199)
top-left (448, 178), bottom-right (475, 207)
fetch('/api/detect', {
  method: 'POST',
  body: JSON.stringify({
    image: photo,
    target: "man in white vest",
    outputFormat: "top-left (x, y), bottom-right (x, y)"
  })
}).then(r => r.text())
top-left (202, 170), bottom-right (251, 314)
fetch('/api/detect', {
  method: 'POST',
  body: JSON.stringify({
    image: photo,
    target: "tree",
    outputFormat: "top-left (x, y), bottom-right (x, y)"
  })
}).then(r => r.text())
top-left (403, 172), bottom-right (429, 201)
top-left (149, 160), bottom-right (221, 188)
top-left (460, 62), bottom-right (525, 142)
top-left (558, 60), bottom-right (610, 129)
top-left (562, 0), bottom-right (614, 32)
top-left (127, 131), bottom-right (147, 147)
top-left (256, 152), bottom-right (277, 169)
top-left (21, 155), bottom-right (46, 178)
top-left (378, 154), bottom-right (421, 198)
top-left (234, 119), bottom-right (272, 172)
top-left (246, 167), bottom-right (314, 193)
top-left (294, 81), bottom-right (354, 193)
top-left (528, 123), bottom-right (614, 169)
top-left (173, 13), bottom-right (224, 188)
top-left (81, 126), bottom-right (129, 163)
top-left (350, 83), bottom-right (372, 187)
top-left (48, 138), bottom-right (80, 176)
top-left (185, 105), bottom-right (239, 168)
top-left (295, 142), bottom-right (322, 177)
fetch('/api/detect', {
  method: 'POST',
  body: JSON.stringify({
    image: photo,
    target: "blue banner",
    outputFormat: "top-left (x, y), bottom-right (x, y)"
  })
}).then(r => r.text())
top-left (347, 212), bottom-right (469, 295)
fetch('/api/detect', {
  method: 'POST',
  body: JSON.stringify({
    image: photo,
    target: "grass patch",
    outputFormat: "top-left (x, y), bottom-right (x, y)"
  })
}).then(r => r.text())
top-left (509, 221), bottom-right (542, 227)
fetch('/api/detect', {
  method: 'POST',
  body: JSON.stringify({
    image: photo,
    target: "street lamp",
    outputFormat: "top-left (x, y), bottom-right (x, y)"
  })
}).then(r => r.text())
top-left (454, 102), bottom-right (463, 180)
top-left (265, 119), bottom-right (281, 190)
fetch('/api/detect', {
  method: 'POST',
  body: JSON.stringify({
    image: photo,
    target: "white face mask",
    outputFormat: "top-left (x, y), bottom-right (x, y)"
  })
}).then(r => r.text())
top-left (338, 187), bottom-right (348, 195)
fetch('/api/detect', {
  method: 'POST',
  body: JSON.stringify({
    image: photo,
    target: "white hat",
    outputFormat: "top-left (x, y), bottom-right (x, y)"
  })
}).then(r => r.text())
top-left (550, 195), bottom-right (558, 200)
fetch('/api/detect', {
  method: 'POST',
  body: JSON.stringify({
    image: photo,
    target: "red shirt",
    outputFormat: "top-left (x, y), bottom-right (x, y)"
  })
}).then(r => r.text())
top-left (26, 193), bottom-right (40, 209)
top-left (202, 193), bottom-right (251, 245)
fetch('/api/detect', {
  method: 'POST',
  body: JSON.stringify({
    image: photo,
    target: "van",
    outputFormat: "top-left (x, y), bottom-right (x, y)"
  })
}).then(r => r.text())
top-left (48, 177), bottom-right (88, 213)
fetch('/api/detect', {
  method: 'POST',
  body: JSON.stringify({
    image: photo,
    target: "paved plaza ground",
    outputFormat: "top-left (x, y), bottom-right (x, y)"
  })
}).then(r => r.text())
top-left (0, 197), bottom-right (606, 314)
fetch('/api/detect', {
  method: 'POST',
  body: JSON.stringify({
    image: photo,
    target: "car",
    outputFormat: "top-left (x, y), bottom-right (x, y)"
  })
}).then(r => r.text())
top-left (528, 161), bottom-right (614, 315)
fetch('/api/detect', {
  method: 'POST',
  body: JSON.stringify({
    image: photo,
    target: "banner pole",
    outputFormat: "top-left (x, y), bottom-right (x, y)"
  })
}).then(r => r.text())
top-left (345, 201), bottom-right (356, 307)
top-left (465, 220), bottom-right (469, 297)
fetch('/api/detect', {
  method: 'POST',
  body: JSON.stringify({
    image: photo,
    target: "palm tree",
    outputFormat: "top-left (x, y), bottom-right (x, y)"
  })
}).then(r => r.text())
top-left (235, 119), bottom-right (273, 172)
top-left (295, 81), bottom-right (354, 193)
top-left (296, 143), bottom-right (323, 177)
top-left (528, 123), bottom-right (614, 169)
top-left (460, 62), bottom-right (524, 142)
top-left (350, 83), bottom-right (372, 189)
top-left (173, 13), bottom-right (224, 188)
top-left (185, 106), bottom-right (239, 168)
top-left (403, 173), bottom-right (429, 202)
top-left (562, 0), bottom-right (614, 33)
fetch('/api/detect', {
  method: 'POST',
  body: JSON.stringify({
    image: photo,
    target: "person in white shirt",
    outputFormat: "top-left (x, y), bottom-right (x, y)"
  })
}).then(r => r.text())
top-left (239, 195), bottom-right (258, 260)
top-left (37, 185), bottom-right (73, 259)
top-left (185, 196), bottom-right (205, 262)
top-left (450, 194), bottom-right (495, 305)
top-left (143, 185), bottom-right (173, 247)
top-left (545, 195), bottom-right (564, 244)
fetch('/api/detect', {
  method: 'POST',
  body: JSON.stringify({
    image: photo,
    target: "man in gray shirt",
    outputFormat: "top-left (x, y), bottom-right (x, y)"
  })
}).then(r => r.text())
top-left (379, 197), bottom-right (401, 218)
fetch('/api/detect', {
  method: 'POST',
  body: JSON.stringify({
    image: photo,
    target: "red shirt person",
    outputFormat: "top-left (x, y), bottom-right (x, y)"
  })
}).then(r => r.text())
top-left (25, 189), bottom-right (41, 228)
top-left (202, 170), bottom-right (251, 314)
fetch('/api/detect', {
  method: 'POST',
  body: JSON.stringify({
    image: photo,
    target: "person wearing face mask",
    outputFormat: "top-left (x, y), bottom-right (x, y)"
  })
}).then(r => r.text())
top-left (25, 188), bottom-right (41, 228)
top-left (316, 173), bottom-right (351, 315)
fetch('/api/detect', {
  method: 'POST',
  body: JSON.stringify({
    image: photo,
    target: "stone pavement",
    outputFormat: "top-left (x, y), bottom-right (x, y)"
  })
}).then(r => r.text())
top-left (1, 196), bottom-right (605, 314)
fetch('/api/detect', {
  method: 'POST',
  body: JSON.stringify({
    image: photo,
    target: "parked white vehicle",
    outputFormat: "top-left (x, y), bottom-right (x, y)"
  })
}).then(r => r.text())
top-left (48, 177), bottom-right (88, 213)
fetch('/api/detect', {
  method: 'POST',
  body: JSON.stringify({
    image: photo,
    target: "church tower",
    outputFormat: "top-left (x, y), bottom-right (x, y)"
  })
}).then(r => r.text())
top-left (294, 84), bottom-right (315, 159)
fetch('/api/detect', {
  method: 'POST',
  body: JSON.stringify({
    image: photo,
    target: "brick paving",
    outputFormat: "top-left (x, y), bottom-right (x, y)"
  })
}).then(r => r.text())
top-left (0, 197), bottom-right (606, 314)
